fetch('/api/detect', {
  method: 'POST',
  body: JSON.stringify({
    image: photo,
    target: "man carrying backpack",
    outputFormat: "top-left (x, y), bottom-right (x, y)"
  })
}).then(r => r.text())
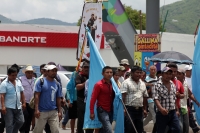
top-left (33, 65), bottom-right (62, 133)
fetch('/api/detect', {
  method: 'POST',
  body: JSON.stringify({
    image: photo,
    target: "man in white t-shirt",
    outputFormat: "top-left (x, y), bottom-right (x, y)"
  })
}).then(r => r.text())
top-left (184, 65), bottom-right (200, 133)
top-left (119, 59), bottom-right (131, 78)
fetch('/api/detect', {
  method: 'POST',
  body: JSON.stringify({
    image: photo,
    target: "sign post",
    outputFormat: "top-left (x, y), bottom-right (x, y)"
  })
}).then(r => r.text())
top-left (134, 34), bottom-right (161, 74)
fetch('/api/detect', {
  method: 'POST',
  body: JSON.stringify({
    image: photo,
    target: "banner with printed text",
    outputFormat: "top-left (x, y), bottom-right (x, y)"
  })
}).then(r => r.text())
top-left (77, 3), bottom-right (102, 61)
top-left (134, 34), bottom-right (161, 74)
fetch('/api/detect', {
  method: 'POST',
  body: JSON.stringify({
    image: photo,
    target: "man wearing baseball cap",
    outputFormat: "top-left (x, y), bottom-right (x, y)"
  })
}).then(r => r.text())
top-left (177, 68), bottom-right (200, 133)
top-left (120, 59), bottom-right (131, 78)
top-left (183, 65), bottom-right (200, 133)
top-left (184, 65), bottom-right (192, 91)
top-left (33, 65), bottom-right (62, 133)
top-left (152, 67), bottom-right (180, 133)
top-left (167, 63), bottom-right (184, 133)
top-left (117, 66), bottom-right (125, 83)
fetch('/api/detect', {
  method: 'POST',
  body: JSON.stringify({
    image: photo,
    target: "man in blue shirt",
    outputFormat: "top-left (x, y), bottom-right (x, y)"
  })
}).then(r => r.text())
top-left (0, 67), bottom-right (26, 133)
top-left (33, 65), bottom-right (62, 133)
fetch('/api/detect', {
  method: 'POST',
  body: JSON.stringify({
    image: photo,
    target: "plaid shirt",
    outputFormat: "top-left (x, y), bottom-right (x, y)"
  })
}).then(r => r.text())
top-left (152, 79), bottom-right (176, 110)
top-left (120, 78), bottom-right (148, 107)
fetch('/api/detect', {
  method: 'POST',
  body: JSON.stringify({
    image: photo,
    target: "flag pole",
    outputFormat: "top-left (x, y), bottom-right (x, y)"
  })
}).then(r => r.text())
top-left (120, 99), bottom-right (138, 133)
top-left (76, 31), bottom-right (88, 72)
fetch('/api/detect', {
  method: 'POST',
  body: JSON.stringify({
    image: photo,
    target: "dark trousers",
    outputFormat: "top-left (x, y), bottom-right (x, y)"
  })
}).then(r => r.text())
top-left (156, 110), bottom-right (180, 133)
top-left (0, 114), bottom-right (5, 133)
top-left (125, 106), bottom-right (143, 133)
top-left (77, 97), bottom-right (94, 133)
top-left (188, 102), bottom-right (200, 133)
top-left (19, 103), bottom-right (34, 133)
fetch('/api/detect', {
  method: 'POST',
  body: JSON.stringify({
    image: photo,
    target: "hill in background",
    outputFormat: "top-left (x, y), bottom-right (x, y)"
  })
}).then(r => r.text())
top-left (0, 0), bottom-right (199, 34)
top-left (160, 0), bottom-right (200, 34)
top-left (21, 18), bottom-right (76, 26)
top-left (0, 15), bottom-right (77, 26)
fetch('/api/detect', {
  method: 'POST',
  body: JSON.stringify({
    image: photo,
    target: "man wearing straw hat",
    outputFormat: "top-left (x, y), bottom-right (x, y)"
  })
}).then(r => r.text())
top-left (19, 65), bottom-right (36, 133)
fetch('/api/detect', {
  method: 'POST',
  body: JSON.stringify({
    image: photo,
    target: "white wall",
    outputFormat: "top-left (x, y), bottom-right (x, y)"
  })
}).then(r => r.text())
top-left (0, 46), bottom-right (119, 74)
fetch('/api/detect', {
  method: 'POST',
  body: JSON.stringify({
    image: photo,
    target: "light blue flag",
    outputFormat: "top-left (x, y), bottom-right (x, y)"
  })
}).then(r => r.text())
top-left (192, 26), bottom-right (200, 125)
top-left (83, 29), bottom-right (124, 133)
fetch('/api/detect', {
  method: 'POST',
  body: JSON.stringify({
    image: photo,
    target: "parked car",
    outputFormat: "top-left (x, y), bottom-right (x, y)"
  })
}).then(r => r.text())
top-left (57, 71), bottom-right (72, 99)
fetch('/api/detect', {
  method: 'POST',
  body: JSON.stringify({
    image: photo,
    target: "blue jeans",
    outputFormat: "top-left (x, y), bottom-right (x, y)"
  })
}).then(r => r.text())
top-left (97, 107), bottom-right (113, 133)
top-left (4, 108), bottom-right (24, 133)
top-left (125, 106), bottom-right (143, 133)
top-left (156, 110), bottom-right (180, 133)
top-left (62, 109), bottom-right (69, 125)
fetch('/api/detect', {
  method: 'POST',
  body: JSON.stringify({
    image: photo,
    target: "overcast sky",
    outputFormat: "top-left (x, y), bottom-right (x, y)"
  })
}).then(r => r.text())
top-left (0, 0), bottom-right (181, 23)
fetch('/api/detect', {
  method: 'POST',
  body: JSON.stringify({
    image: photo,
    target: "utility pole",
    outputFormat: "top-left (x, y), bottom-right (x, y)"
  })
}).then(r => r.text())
top-left (146, 0), bottom-right (159, 33)
top-left (139, 10), bottom-right (142, 34)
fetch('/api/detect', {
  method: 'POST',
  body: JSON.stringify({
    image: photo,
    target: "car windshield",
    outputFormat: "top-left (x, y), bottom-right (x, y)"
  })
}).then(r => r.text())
top-left (64, 74), bottom-right (72, 79)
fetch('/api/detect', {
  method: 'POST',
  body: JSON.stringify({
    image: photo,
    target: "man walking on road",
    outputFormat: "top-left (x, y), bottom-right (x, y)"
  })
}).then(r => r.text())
top-left (0, 67), bottom-right (26, 133)
top-left (76, 61), bottom-right (93, 133)
top-left (121, 65), bottom-right (148, 133)
top-left (152, 67), bottom-right (180, 133)
top-left (90, 66), bottom-right (115, 133)
top-left (33, 65), bottom-right (62, 133)
top-left (19, 65), bottom-right (35, 133)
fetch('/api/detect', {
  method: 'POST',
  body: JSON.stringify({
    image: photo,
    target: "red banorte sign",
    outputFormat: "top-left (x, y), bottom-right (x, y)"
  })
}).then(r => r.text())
top-left (0, 31), bottom-right (104, 48)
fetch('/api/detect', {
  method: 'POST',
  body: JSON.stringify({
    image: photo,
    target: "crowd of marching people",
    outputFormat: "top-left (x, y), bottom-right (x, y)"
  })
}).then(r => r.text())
top-left (0, 59), bottom-right (199, 133)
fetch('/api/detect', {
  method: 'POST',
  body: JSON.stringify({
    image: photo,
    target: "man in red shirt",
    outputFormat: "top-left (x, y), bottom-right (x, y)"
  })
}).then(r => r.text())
top-left (90, 66), bottom-right (114, 133)
top-left (167, 63), bottom-right (184, 132)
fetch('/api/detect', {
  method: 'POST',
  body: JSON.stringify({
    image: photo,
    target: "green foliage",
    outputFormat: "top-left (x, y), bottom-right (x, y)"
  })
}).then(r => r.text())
top-left (123, 5), bottom-right (146, 30)
top-left (160, 0), bottom-right (200, 34)
top-left (124, 5), bottom-right (164, 31)
top-left (77, 16), bottom-right (82, 26)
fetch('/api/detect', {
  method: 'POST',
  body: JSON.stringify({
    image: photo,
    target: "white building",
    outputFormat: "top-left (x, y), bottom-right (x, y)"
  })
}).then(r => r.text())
top-left (0, 24), bottom-right (194, 74)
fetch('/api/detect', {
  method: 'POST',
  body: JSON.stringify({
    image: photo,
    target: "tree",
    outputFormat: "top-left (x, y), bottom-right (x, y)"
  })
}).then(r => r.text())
top-left (77, 5), bottom-right (165, 31)
top-left (77, 16), bottom-right (82, 26)
top-left (123, 5), bottom-right (146, 30)
top-left (124, 5), bottom-right (165, 31)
